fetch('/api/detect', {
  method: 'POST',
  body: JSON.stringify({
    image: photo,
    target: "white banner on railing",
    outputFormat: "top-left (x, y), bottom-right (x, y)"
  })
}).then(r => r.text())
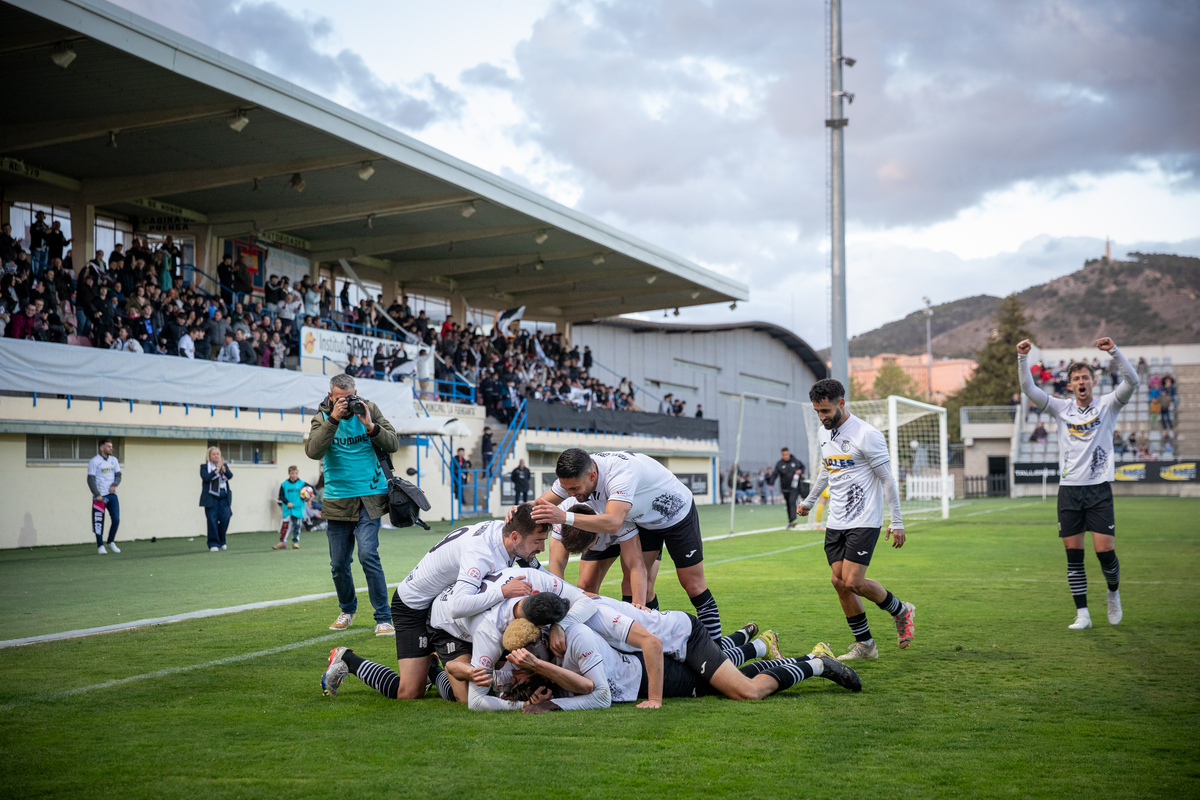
top-left (300, 326), bottom-right (422, 365)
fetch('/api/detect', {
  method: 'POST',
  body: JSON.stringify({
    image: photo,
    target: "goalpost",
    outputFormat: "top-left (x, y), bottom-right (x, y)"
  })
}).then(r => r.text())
top-left (849, 396), bottom-right (951, 520)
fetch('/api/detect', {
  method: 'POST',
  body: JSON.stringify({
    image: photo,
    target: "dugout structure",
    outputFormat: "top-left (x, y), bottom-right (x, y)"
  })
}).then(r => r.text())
top-left (800, 396), bottom-right (950, 523)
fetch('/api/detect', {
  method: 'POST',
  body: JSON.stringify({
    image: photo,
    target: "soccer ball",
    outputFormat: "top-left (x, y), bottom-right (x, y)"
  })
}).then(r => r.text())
top-left (300, 486), bottom-right (315, 500)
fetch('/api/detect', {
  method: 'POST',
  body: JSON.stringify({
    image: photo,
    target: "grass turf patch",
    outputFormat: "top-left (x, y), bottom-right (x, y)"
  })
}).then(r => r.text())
top-left (1, 498), bottom-right (1197, 798)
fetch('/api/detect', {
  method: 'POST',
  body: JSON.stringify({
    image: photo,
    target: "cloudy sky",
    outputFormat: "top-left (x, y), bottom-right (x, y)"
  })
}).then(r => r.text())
top-left (115, 0), bottom-right (1200, 347)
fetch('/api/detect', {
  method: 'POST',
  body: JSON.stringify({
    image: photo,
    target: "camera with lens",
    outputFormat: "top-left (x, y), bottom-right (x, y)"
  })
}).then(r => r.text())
top-left (346, 395), bottom-right (367, 418)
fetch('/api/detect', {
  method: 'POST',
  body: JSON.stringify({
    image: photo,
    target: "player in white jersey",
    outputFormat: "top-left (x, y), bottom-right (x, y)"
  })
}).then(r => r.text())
top-left (547, 500), bottom-right (658, 612)
top-left (322, 566), bottom-right (595, 703)
top-left (530, 448), bottom-right (723, 641)
top-left (378, 504), bottom-right (548, 700)
top-left (86, 437), bottom-right (122, 554)
top-left (1017, 337), bottom-right (1137, 629)
top-left (797, 379), bottom-right (916, 662)
top-left (493, 612), bottom-right (862, 712)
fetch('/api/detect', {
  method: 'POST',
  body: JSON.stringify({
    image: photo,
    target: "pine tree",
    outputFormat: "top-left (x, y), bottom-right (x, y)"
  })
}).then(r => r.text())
top-left (945, 295), bottom-right (1034, 440)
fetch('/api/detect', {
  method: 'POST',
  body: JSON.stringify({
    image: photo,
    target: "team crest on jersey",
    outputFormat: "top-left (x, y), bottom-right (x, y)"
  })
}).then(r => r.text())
top-left (841, 440), bottom-right (850, 452)
top-left (824, 454), bottom-right (855, 473)
top-left (652, 493), bottom-right (686, 519)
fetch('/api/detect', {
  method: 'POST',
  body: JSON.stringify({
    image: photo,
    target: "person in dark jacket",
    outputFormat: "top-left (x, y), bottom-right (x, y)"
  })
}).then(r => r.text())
top-left (235, 329), bottom-right (256, 364)
top-left (771, 447), bottom-right (806, 529)
top-left (511, 459), bottom-right (532, 504)
top-left (481, 426), bottom-right (494, 469)
top-left (199, 446), bottom-right (233, 551)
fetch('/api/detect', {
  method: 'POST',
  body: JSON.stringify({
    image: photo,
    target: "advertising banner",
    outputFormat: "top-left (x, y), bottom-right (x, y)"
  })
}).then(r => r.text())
top-left (1016, 460), bottom-right (1196, 484)
top-left (300, 326), bottom-right (420, 365)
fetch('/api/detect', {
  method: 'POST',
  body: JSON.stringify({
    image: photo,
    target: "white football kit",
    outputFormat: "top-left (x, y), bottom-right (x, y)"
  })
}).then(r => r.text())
top-left (551, 452), bottom-right (691, 530)
top-left (1018, 348), bottom-right (1137, 486)
top-left (804, 413), bottom-right (902, 530)
top-left (87, 454), bottom-right (120, 495)
top-left (397, 519), bottom-right (515, 617)
top-left (549, 496), bottom-right (639, 553)
top-left (585, 595), bottom-right (694, 663)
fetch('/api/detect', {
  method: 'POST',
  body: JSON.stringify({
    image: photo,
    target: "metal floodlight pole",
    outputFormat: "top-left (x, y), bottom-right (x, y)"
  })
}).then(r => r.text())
top-left (828, 0), bottom-right (849, 389)
top-left (729, 393), bottom-right (746, 533)
top-left (924, 296), bottom-right (933, 400)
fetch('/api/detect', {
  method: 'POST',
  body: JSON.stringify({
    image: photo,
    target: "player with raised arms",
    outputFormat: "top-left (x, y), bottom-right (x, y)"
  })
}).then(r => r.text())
top-left (1017, 337), bottom-right (1137, 629)
top-left (529, 448), bottom-right (723, 641)
top-left (797, 379), bottom-right (916, 661)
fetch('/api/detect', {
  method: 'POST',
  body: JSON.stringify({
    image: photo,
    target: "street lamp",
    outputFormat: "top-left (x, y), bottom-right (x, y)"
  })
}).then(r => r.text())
top-left (922, 296), bottom-right (933, 400)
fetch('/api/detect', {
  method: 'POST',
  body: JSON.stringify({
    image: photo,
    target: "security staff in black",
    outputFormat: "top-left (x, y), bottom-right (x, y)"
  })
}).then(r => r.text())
top-left (771, 448), bottom-right (806, 529)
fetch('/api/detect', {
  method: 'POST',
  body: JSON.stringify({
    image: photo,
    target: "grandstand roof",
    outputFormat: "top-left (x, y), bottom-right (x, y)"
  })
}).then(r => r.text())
top-left (0, 0), bottom-right (748, 321)
top-left (579, 317), bottom-right (829, 379)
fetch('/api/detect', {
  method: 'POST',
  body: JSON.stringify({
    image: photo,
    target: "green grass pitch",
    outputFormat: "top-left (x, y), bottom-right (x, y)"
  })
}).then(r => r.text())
top-left (1, 498), bottom-right (1197, 799)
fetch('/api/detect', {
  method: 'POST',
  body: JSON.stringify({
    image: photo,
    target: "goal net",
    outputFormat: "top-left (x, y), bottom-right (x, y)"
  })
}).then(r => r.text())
top-left (799, 395), bottom-right (950, 525)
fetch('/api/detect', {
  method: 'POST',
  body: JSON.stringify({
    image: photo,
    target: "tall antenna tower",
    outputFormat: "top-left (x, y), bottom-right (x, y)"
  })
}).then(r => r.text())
top-left (827, 0), bottom-right (854, 386)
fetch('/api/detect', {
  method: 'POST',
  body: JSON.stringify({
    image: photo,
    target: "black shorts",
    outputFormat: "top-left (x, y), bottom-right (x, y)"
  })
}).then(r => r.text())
top-left (638, 501), bottom-right (703, 568)
top-left (1057, 483), bottom-right (1116, 537)
top-left (390, 590), bottom-right (432, 660)
top-left (427, 624), bottom-right (471, 663)
top-left (680, 613), bottom-right (728, 678)
top-left (635, 651), bottom-right (722, 699)
top-left (582, 542), bottom-right (622, 562)
top-left (824, 527), bottom-right (881, 566)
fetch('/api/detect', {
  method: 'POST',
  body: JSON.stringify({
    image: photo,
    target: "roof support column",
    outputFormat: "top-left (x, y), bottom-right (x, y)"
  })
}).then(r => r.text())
top-left (69, 198), bottom-right (95, 270)
top-left (449, 292), bottom-right (468, 329)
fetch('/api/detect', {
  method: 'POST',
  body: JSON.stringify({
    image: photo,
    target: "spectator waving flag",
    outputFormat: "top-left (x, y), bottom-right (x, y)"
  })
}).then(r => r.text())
top-left (493, 306), bottom-right (525, 335)
top-left (533, 336), bottom-right (556, 368)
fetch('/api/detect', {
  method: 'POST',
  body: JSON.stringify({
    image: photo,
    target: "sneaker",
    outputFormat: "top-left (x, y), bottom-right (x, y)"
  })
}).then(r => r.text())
top-left (209, 546), bottom-right (219, 552)
top-left (1107, 590), bottom-right (1122, 625)
top-left (321, 647), bottom-right (350, 697)
top-left (817, 655), bottom-right (862, 692)
top-left (786, 521), bottom-right (797, 530)
top-left (810, 642), bottom-right (835, 659)
top-left (272, 543), bottom-right (287, 550)
top-left (1068, 610), bottom-right (1092, 630)
top-left (375, 622), bottom-right (396, 637)
top-left (329, 612), bottom-right (355, 631)
top-left (107, 542), bottom-right (121, 554)
top-left (838, 640), bottom-right (879, 661)
top-left (97, 545), bottom-right (108, 555)
top-left (893, 602), bottom-right (916, 649)
top-left (757, 630), bottom-right (783, 660)
top-left (220, 545), bottom-right (227, 551)
top-left (734, 621), bottom-right (759, 642)
top-left (292, 543), bottom-right (300, 549)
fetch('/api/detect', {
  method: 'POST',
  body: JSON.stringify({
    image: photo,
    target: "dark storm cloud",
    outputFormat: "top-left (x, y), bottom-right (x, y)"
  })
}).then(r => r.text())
top-left (506, 0), bottom-right (1200, 232)
top-left (113, 0), bottom-right (462, 132)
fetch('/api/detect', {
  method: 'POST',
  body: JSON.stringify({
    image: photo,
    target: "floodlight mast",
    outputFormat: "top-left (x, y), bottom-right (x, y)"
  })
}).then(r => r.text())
top-left (828, 0), bottom-right (849, 389)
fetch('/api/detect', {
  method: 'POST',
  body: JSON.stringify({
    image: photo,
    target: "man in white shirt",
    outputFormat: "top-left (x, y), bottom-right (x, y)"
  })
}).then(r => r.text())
top-left (87, 438), bottom-right (122, 554)
top-left (1017, 337), bottom-right (1137, 629)
top-left (375, 504), bottom-right (548, 700)
top-left (178, 326), bottom-right (202, 359)
top-left (530, 448), bottom-right (722, 641)
top-left (797, 379), bottom-right (915, 661)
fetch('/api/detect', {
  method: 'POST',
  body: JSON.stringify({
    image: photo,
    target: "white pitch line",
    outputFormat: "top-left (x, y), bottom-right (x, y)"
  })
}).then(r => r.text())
top-left (0, 583), bottom-right (402, 650)
top-left (0, 630), bottom-right (359, 712)
top-left (602, 538), bottom-right (825, 586)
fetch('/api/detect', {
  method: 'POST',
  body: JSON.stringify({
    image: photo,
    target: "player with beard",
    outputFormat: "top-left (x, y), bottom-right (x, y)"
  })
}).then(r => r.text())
top-left (1017, 337), bottom-right (1137, 629)
top-left (797, 379), bottom-right (915, 661)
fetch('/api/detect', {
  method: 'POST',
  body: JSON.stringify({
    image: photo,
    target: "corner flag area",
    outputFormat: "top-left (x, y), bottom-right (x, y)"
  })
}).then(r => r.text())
top-left (1, 498), bottom-right (1197, 798)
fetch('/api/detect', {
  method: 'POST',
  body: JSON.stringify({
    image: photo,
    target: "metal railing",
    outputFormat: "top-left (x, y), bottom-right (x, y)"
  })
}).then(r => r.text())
top-left (588, 358), bottom-right (659, 408)
top-left (960, 405), bottom-right (1018, 427)
top-left (320, 356), bottom-right (475, 403)
top-left (453, 398), bottom-right (528, 519)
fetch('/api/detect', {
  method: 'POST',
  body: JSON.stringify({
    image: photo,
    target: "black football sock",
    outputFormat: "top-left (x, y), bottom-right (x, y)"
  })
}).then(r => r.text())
top-left (689, 589), bottom-right (721, 641)
top-left (1066, 548), bottom-right (1088, 609)
top-left (342, 650), bottom-right (399, 699)
top-left (755, 658), bottom-right (817, 691)
top-left (876, 590), bottom-right (904, 616)
top-left (1096, 550), bottom-right (1120, 592)
top-left (622, 595), bottom-right (633, 604)
top-left (646, 595), bottom-right (660, 610)
top-left (846, 612), bottom-right (872, 643)
top-left (428, 660), bottom-right (456, 702)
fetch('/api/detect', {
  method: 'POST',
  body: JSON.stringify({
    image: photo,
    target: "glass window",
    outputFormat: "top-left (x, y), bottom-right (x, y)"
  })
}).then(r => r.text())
top-left (25, 435), bottom-right (124, 462)
top-left (206, 440), bottom-right (276, 464)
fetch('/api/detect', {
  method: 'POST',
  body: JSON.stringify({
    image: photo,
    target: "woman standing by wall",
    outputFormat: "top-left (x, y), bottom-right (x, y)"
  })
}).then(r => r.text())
top-left (199, 445), bottom-right (233, 551)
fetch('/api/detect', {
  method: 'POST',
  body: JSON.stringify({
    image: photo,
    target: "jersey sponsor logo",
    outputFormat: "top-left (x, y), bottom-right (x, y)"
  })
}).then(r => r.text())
top-left (823, 454), bottom-right (856, 472)
top-left (1161, 462), bottom-right (1197, 481)
top-left (651, 492), bottom-right (687, 519)
top-left (1065, 417), bottom-right (1100, 438)
top-left (699, 660), bottom-right (707, 675)
top-left (685, 549), bottom-right (697, 558)
top-left (579, 651), bottom-right (594, 660)
top-left (857, 550), bottom-right (868, 556)
top-left (612, 616), bottom-right (622, 625)
top-left (1114, 463), bottom-right (1145, 481)
top-left (467, 567), bottom-right (481, 580)
top-left (595, 452), bottom-right (630, 460)
top-left (332, 432), bottom-right (373, 446)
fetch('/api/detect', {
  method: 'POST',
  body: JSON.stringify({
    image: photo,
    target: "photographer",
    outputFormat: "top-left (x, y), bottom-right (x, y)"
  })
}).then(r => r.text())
top-left (305, 373), bottom-right (400, 636)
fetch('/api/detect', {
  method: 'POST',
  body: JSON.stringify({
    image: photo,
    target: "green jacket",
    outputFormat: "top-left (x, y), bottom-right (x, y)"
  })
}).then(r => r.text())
top-left (305, 398), bottom-right (400, 522)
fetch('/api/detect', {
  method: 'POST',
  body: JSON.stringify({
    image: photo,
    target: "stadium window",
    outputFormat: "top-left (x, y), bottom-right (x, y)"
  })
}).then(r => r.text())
top-left (406, 292), bottom-right (451, 323)
top-left (334, 276), bottom-right (383, 311)
top-left (738, 372), bottom-right (790, 395)
top-left (26, 435), bottom-right (124, 463)
top-left (206, 440), bottom-right (276, 465)
top-left (9, 202), bottom-right (72, 250)
top-left (94, 215), bottom-right (134, 258)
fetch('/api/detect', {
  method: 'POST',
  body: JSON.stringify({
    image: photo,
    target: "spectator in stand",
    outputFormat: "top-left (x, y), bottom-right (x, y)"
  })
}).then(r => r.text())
top-left (234, 328), bottom-right (256, 365)
top-left (416, 347), bottom-right (432, 396)
top-left (1136, 430), bottom-right (1150, 451)
top-left (1136, 357), bottom-right (1149, 389)
top-left (1160, 375), bottom-right (1176, 430)
top-left (1008, 393), bottom-right (1021, 406)
top-left (1030, 422), bottom-right (1048, 443)
top-left (217, 254), bottom-right (234, 305)
top-left (0, 222), bottom-right (16, 263)
top-left (511, 458), bottom-right (531, 504)
top-left (45, 221), bottom-right (70, 263)
top-left (217, 331), bottom-right (239, 363)
top-left (264, 274), bottom-right (284, 312)
top-left (1163, 433), bottom-right (1174, 458)
top-left (1112, 430), bottom-right (1127, 457)
top-left (5, 302), bottom-right (38, 340)
top-left (658, 392), bottom-right (674, 414)
top-left (279, 292), bottom-right (302, 328)
top-left (1148, 384), bottom-right (1162, 429)
top-left (269, 331), bottom-right (287, 369)
top-left (304, 282), bottom-right (321, 319)
top-left (111, 326), bottom-right (143, 353)
top-left (673, 397), bottom-right (686, 416)
top-left (480, 427), bottom-right (494, 470)
top-left (695, 404), bottom-right (703, 419)
top-left (179, 325), bottom-right (203, 359)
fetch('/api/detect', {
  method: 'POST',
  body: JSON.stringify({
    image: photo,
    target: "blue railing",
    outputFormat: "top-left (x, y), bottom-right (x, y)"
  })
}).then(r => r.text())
top-left (320, 356), bottom-right (476, 403)
top-left (453, 398), bottom-right (527, 518)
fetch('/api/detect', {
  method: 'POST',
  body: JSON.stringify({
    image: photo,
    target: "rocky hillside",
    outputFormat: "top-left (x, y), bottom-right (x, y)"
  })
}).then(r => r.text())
top-left (844, 253), bottom-right (1200, 358)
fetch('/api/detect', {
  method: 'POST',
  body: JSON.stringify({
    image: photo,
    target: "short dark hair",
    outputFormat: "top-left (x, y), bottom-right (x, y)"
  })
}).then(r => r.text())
top-left (556, 448), bottom-right (594, 480)
top-left (558, 506), bottom-right (599, 554)
top-left (503, 502), bottom-right (547, 537)
top-left (809, 379), bottom-right (845, 403)
top-left (781, 447), bottom-right (790, 452)
top-left (502, 672), bottom-right (559, 703)
top-left (98, 437), bottom-right (112, 448)
top-left (1067, 361), bottom-right (1094, 380)
top-left (521, 592), bottom-right (569, 626)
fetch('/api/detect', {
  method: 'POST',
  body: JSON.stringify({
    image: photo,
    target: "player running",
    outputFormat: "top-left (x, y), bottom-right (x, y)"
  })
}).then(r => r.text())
top-left (530, 449), bottom-right (722, 641)
top-left (1017, 337), bottom-right (1136, 629)
top-left (87, 437), bottom-right (122, 554)
top-left (797, 379), bottom-right (915, 661)
top-left (380, 503), bottom-right (548, 699)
